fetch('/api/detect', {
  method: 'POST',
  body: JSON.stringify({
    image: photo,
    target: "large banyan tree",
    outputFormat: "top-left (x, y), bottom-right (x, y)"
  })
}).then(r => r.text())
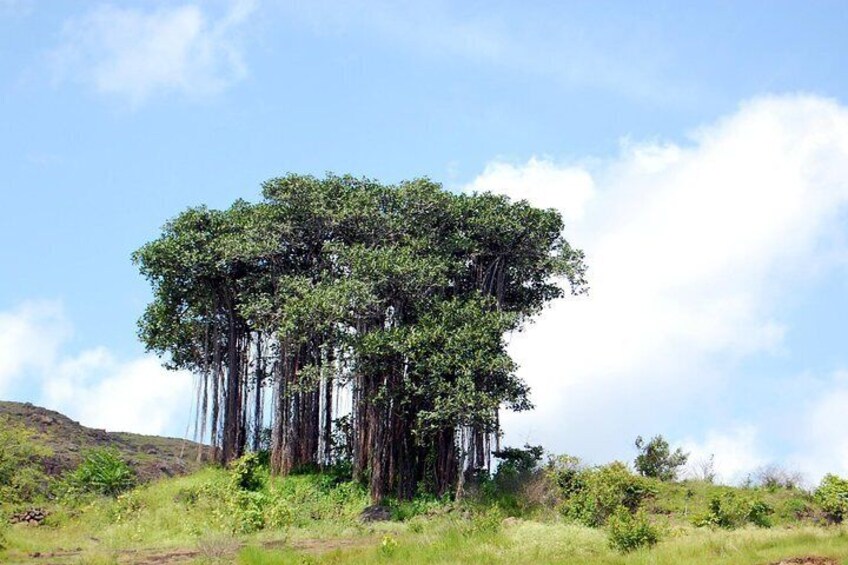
top-left (133, 174), bottom-right (586, 500)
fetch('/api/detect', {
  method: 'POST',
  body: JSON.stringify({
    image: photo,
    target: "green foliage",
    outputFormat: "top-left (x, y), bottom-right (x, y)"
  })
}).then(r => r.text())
top-left (493, 445), bottom-right (544, 475)
top-left (815, 473), bottom-right (848, 523)
top-left (606, 507), bottom-right (661, 553)
top-left (0, 417), bottom-right (51, 505)
top-left (230, 452), bottom-right (266, 492)
top-left (692, 491), bottom-right (773, 529)
top-left (185, 467), bottom-right (370, 534)
top-left (489, 444), bottom-right (545, 496)
top-left (556, 460), bottom-right (656, 527)
top-left (634, 435), bottom-right (688, 481)
top-left (65, 447), bottom-right (135, 497)
top-left (134, 173), bottom-right (587, 496)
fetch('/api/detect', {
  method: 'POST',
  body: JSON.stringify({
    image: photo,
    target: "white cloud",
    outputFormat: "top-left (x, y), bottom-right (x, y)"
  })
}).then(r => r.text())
top-left (791, 373), bottom-right (848, 481)
top-left (0, 301), bottom-right (69, 396)
top-left (682, 426), bottom-right (766, 484)
top-left (43, 349), bottom-right (194, 436)
top-left (465, 157), bottom-right (595, 224)
top-left (53, 0), bottom-right (256, 105)
top-left (467, 95), bottom-right (848, 475)
top-left (0, 301), bottom-right (193, 436)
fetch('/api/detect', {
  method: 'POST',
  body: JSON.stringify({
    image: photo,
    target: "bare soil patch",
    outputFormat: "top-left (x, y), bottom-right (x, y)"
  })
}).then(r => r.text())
top-left (768, 557), bottom-right (841, 565)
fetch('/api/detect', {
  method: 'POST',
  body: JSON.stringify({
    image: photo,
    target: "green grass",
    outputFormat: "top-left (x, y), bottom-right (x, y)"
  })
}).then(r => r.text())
top-left (235, 522), bottom-right (848, 565)
top-left (2, 464), bottom-right (847, 565)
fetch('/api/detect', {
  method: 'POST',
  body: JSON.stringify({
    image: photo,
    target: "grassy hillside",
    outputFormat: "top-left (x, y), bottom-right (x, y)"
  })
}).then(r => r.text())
top-left (2, 404), bottom-right (847, 564)
top-left (2, 465), bottom-right (847, 564)
top-left (0, 400), bottom-right (206, 487)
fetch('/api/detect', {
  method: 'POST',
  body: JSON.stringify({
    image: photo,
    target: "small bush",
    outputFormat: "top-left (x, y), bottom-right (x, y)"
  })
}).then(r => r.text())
top-left (607, 507), bottom-right (660, 553)
top-left (815, 473), bottom-right (848, 523)
top-left (748, 499), bottom-right (774, 527)
top-left (230, 452), bottom-right (266, 492)
top-left (546, 454), bottom-right (584, 498)
top-left (693, 491), bottom-right (773, 529)
top-left (66, 448), bottom-right (135, 497)
top-left (780, 496), bottom-right (813, 521)
top-left (560, 461), bottom-right (656, 527)
top-left (492, 444), bottom-right (544, 495)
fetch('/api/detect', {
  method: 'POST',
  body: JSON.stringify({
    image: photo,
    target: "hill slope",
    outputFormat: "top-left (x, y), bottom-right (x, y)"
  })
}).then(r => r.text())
top-left (0, 400), bottom-right (206, 482)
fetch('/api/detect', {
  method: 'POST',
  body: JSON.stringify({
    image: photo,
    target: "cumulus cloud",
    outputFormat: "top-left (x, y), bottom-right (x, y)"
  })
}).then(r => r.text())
top-left (467, 95), bottom-right (848, 479)
top-left (682, 426), bottom-right (767, 484)
top-left (0, 302), bottom-right (193, 436)
top-left (791, 372), bottom-right (848, 480)
top-left (52, 0), bottom-right (256, 105)
top-left (0, 301), bottom-right (69, 396)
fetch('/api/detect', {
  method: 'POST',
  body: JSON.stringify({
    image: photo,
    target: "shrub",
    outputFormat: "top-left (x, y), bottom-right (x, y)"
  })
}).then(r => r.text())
top-left (546, 454), bottom-right (584, 498)
top-left (66, 447), bottom-right (135, 497)
top-left (230, 452), bottom-right (266, 492)
top-left (634, 435), bottom-right (688, 481)
top-left (748, 499), bottom-right (774, 527)
top-left (492, 444), bottom-right (544, 494)
top-left (493, 445), bottom-right (544, 475)
top-left (197, 470), bottom-right (368, 533)
top-left (607, 507), bottom-right (660, 552)
top-left (559, 461), bottom-right (656, 527)
top-left (815, 474), bottom-right (848, 523)
top-left (693, 491), bottom-right (773, 529)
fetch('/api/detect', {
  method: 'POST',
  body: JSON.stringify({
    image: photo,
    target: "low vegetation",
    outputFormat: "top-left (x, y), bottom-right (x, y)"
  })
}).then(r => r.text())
top-left (2, 427), bottom-right (848, 564)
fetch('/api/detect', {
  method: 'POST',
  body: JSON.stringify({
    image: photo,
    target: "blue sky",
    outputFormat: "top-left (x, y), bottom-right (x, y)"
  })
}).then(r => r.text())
top-left (3, 0), bottom-right (848, 484)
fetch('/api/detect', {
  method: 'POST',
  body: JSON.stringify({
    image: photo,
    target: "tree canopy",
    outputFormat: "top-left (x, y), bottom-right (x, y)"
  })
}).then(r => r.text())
top-left (133, 173), bottom-right (586, 500)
